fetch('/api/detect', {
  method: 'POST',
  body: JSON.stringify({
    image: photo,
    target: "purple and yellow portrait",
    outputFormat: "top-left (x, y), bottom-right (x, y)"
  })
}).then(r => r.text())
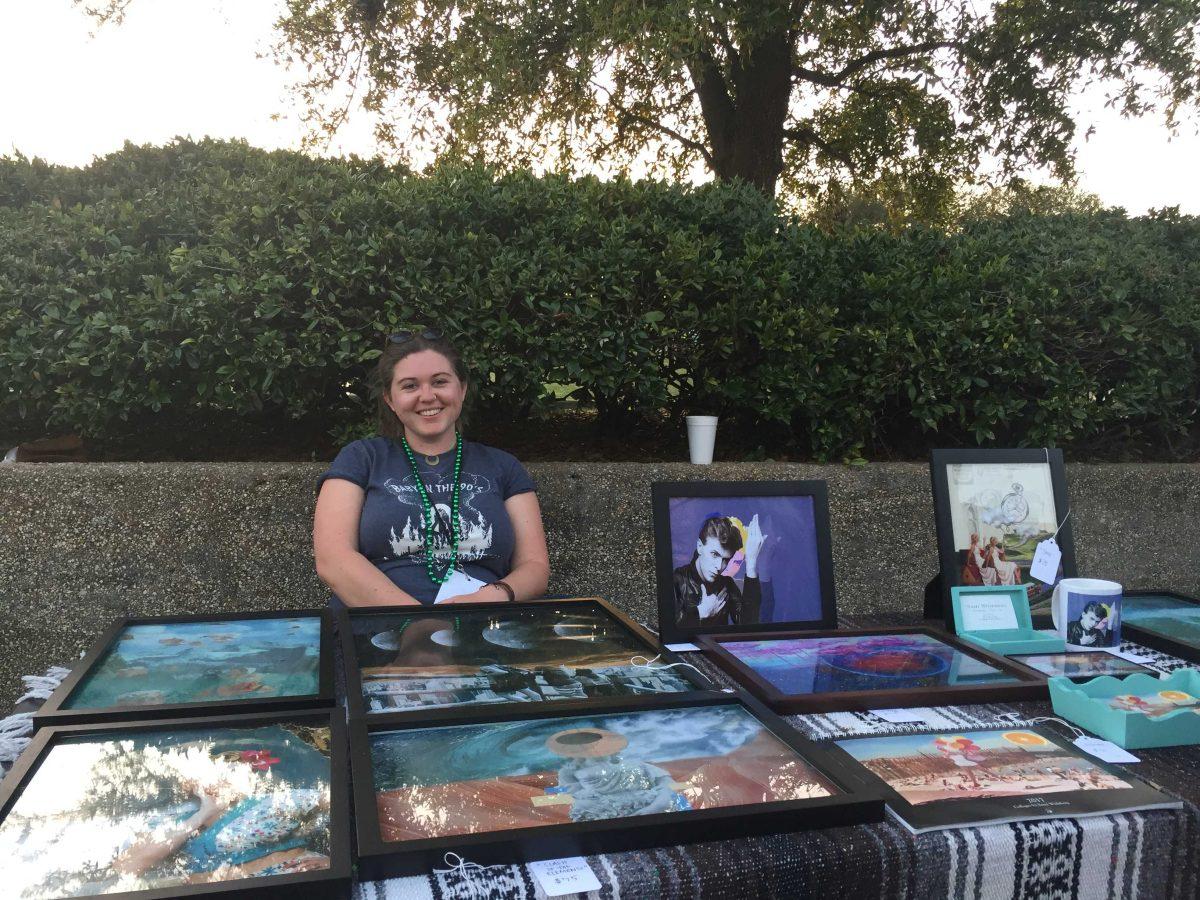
top-left (667, 495), bottom-right (823, 630)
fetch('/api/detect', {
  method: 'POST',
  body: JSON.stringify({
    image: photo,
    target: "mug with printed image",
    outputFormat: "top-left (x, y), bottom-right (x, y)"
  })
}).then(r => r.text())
top-left (1051, 578), bottom-right (1123, 650)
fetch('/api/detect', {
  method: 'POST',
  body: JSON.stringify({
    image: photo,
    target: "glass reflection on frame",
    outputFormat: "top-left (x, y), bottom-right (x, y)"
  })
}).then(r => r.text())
top-left (0, 722), bottom-right (333, 898)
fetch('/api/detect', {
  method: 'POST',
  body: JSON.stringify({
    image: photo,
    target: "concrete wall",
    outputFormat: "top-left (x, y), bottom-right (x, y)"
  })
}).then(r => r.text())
top-left (2, 462), bottom-right (1198, 709)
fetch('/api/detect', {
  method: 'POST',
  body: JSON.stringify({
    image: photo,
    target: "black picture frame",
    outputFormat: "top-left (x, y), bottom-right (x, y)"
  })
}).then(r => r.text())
top-left (824, 725), bottom-right (1178, 834)
top-left (696, 626), bottom-right (1047, 714)
top-left (1002, 650), bottom-right (1157, 683)
top-left (929, 448), bottom-right (1076, 631)
top-left (0, 709), bottom-right (352, 900)
top-left (348, 691), bottom-right (884, 880)
top-left (1119, 589), bottom-right (1200, 664)
top-left (337, 596), bottom-right (714, 723)
top-left (34, 609), bottom-right (336, 730)
top-left (651, 480), bottom-right (838, 645)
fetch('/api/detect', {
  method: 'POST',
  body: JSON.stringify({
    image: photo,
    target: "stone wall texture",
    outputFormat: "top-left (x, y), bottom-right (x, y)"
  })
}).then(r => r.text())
top-left (2, 462), bottom-right (1199, 709)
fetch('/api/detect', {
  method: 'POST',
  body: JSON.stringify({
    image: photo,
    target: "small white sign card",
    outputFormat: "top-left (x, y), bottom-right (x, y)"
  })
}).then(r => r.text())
top-left (1073, 736), bottom-right (1140, 764)
top-left (528, 856), bottom-right (602, 896)
top-left (959, 592), bottom-right (1020, 632)
top-left (665, 642), bottom-right (700, 653)
top-left (434, 569), bottom-right (489, 603)
top-left (1029, 538), bottom-right (1062, 585)
top-left (869, 707), bottom-right (930, 724)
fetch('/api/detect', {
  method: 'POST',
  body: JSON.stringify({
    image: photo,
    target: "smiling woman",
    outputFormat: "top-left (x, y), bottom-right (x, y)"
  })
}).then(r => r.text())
top-left (312, 331), bottom-right (550, 608)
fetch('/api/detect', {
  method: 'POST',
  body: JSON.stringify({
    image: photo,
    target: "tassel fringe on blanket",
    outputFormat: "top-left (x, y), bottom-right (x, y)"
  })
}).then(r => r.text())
top-left (0, 666), bottom-right (70, 770)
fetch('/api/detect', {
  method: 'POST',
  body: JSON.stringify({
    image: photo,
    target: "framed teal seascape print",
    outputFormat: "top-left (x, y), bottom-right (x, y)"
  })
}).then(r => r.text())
top-left (35, 611), bottom-right (335, 728)
top-left (0, 711), bottom-right (350, 899)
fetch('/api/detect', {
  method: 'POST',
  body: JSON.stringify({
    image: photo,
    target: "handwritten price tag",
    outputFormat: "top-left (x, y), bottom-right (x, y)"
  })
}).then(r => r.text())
top-left (528, 857), bottom-right (602, 896)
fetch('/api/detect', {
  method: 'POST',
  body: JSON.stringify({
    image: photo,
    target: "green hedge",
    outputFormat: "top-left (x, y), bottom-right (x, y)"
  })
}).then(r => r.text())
top-left (2, 139), bottom-right (1198, 460)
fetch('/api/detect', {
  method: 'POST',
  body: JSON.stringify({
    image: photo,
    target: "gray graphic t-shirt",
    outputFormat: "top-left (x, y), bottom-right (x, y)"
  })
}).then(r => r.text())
top-left (317, 437), bottom-right (536, 604)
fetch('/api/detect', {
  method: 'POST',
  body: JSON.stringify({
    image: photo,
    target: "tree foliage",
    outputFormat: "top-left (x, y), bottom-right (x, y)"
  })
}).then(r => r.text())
top-left (150, 0), bottom-right (1199, 207)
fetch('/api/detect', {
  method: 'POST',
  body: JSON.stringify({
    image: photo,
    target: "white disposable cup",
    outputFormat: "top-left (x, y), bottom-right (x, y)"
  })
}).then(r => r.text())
top-left (686, 416), bottom-right (718, 465)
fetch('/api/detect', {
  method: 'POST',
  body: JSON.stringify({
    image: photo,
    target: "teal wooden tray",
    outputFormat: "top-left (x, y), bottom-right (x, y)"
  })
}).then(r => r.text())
top-left (1048, 668), bottom-right (1200, 749)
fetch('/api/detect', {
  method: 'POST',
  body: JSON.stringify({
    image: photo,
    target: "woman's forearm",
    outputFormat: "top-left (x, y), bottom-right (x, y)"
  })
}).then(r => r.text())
top-left (499, 560), bottom-right (550, 602)
top-left (316, 550), bottom-right (422, 607)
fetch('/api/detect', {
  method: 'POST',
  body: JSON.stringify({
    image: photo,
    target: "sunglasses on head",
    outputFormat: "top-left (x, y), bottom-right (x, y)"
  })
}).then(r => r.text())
top-left (388, 328), bottom-right (444, 344)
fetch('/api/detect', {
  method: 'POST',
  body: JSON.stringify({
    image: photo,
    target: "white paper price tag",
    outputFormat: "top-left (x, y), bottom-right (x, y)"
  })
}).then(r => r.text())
top-left (1073, 736), bottom-right (1140, 763)
top-left (869, 707), bottom-right (929, 724)
top-left (1029, 538), bottom-right (1062, 585)
top-left (528, 857), bottom-right (602, 897)
top-left (664, 642), bottom-right (700, 653)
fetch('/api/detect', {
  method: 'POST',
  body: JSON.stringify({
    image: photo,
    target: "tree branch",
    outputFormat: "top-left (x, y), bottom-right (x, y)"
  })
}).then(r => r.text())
top-left (794, 39), bottom-right (963, 89)
top-left (784, 124), bottom-right (856, 173)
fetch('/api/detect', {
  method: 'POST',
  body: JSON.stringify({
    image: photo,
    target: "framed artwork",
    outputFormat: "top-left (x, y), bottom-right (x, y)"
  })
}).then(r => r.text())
top-left (1005, 650), bottom-right (1156, 682)
top-left (349, 693), bottom-right (884, 879)
top-left (929, 449), bottom-right (1076, 630)
top-left (696, 627), bottom-right (1046, 713)
top-left (338, 597), bottom-right (713, 722)
top-left (0, 710), bottom-right (351, 899)
top-left (1119, 590), bottom-right (1200, 664)
top-left (828, 726), bottom-right (1178, 833)
top-left (35, 610), bottom-right (335, 729)
top-left (651, 481), bottom-right (837, 645)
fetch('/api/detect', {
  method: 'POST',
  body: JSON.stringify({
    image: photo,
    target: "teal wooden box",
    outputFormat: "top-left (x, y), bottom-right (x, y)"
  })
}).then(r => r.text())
top-left (1048, 668), bottom-right (1200, 749)
top-left (950, 585), bottom-right (1065, 655)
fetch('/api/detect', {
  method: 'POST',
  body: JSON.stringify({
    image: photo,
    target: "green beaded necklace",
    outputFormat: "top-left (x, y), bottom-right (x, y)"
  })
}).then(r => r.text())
top-left (400, 431), bottom-right (463, 585)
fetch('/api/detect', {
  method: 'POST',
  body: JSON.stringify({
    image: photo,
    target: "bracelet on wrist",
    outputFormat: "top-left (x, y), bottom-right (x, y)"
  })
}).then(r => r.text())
top-left (492, 580), bottom-right (516, 602)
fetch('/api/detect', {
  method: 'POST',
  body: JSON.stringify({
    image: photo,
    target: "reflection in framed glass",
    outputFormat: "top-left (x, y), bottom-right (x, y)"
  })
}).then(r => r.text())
top-left (651, 481), bottom-right (837, 645)
top-left (697, 627), bottom-right (1046, 713)
top-left (1005, 650), bottom-right (1155, 681)
top-left (338, 597), bottom-right (713, 722)
top-left (0, 710), bottom-right (351, 899)
top-left (349, 693), bottom-right (883, 879)
top-left (34, 610), bottom-right (336, 730)
top-left (929, 449), bottom-right (1076, 630)
top-left (1120, 590), bottom-right (1200, 664)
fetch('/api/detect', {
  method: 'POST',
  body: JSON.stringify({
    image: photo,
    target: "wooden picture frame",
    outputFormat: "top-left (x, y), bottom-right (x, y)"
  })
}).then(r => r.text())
top-left (697, 626), bottom-right (1047, 713)
top-left (34, 609), bottom-right (335, 730)
top-left (348, 692), bottom-right (884, 879)
top-left (1002, 650), bottom-right (1157, 682)
top-left (929, 448), bottom-right (1076, 631)
top-left (0, 709), bottom-right (351, 899)
top-left (1119, 589), bottom-right (1200, 664)
top-left (651, 481), bottom-right (837, 645)
top-left (338, 596), bottom-right (714, 723)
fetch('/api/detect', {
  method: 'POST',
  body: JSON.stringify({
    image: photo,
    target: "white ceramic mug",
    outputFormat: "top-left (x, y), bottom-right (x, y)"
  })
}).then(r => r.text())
top-left (1050, 577), bottom-right (1123, 650)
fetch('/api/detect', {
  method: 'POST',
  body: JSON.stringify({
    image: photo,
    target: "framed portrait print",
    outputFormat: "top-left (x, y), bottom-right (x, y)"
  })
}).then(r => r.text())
top-left (34, 610), bottom-right (335, 730)
top-left (348, 693), bottom-right (883, 879)
top-left (929, 449), bottom-right (1076, 631)
top-left (651, 481), bottom-right (837, 645)
top-left (0, 709), bottom-right (351, 899)
top-left (1119, 589), bottom-right (1200, 664)
top-left (696, 627), bottom-right (1046, 714)
top-left (338, 596), bottom-right (713, 722)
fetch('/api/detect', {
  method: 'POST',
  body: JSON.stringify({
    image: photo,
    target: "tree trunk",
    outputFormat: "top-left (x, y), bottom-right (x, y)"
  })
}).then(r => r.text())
top-left (690, 30), bottom-right (793, 197)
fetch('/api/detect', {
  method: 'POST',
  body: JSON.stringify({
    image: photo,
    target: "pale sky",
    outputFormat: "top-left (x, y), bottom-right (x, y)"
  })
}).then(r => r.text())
top-left (1, 0), bottom-right (1197, 214)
